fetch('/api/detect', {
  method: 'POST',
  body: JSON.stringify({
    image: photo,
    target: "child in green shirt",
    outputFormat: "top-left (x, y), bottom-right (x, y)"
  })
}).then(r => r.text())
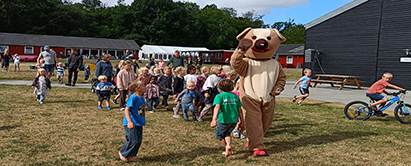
top-left (210, 79), bottom-right (243, 158)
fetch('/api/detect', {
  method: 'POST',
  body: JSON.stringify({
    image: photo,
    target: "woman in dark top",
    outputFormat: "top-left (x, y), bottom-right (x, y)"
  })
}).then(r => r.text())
top-left (95, 54), bottom-right (113, 82)
top-left (66, 48), bottom-right (83, 86)
top-left (1, 48), bottom-right (12, 72)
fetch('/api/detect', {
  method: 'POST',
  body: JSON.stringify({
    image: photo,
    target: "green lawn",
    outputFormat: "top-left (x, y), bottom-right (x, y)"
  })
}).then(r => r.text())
top-left (1, 84), bottom-right (411, 165)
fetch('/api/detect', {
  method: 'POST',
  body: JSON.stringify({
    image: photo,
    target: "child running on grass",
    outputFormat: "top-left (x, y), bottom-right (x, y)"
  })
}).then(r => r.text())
top-left (198, 65), bottom-right (222, 122)
top-left (157, 66), bottom-right (173, 109)
top-left (210, 79), bottom-right (242, 158)
top-left (366, 72), bottom-right (406, 116)
top-left (117, 60), bottom-right (137, 111)
top-left (96, 75), bottom-right (116, 110)
top-left (176, 81), bottom-right (203, 121)
top-left (292, 68), bottom-right (312, 106)
top-left (145, 76), bottom-right (171, 113)
top-left (172, 66), bottom-right (185, 118)
top-left (31, 68), bottom-right (51, 104)
top-left (56, 62), bottom-right (66, 84)
top-left (119, 80), bottom-right (146, 163)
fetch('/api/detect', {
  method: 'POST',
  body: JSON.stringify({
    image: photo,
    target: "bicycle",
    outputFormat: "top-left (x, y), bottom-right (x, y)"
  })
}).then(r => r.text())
top-left (344, 90), bottom-right (411, 124)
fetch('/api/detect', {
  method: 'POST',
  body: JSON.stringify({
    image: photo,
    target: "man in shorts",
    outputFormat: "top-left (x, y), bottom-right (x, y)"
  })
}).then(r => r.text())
top-left (37, 46), bottom-right (58, 79)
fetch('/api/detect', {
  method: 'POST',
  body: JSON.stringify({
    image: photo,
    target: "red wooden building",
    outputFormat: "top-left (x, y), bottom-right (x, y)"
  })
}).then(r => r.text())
top-left (275, 44), bottom-right (304, 68)
top-left (0, 33), bottom-right (140, 62)
top-left (201, 50), bottom-right (234, 64)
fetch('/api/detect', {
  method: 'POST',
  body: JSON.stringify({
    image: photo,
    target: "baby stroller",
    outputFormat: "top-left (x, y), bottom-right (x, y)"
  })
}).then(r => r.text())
top-left (91, 78), bottom-right (99, 93)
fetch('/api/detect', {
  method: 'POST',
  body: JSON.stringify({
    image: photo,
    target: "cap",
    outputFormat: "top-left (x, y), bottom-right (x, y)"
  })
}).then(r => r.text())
top-left (44, 45), bottom-right (50, 50)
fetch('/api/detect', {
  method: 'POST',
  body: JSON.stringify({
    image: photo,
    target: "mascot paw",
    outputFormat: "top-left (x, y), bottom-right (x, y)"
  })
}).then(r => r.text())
top-left (238, 38), bottom-right (253, 51)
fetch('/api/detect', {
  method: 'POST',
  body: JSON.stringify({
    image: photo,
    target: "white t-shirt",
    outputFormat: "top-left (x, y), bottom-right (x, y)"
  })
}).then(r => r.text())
top-left (184, 74), bottom-right (198, 85)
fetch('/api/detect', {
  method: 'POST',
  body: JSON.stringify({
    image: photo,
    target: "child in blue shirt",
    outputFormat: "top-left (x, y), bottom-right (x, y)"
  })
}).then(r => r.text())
top-left (96, 75), bottom-right (116, 110)
top-left (119, 80), bottom-right (146, 163)
top-left (292, 68), bottom-right (312, 106)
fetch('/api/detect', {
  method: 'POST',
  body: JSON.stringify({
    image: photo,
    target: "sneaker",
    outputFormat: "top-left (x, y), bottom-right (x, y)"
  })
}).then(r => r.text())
top-left (253, 150), bottom-right (267, 156)
top-left (297, 103), bottom-right (302, 106)
top-left (184, 118), bottom-right (189, 122)
top-left (197, 117), bottom-right (203, 122)
top-left (375, 111), bottom-right (388, 117)
top-left (173, 114), bottom-right (182, 118)
top-left (65, 83), bottom-right (72, 86)
top-left (111, 99), bottom-right (118, 104)
top-left (120, 107), bottom-right (125, 111)
top-left (173, 107), bottom-right (177, 112)
top-left (292, 95), bottom-right (297, 102)
top-left (149, 111), bottom-right (154, 113)
top-left (71, 84), bottom-right (75, 86)
top-left (39, 102), bottom-right (43, 104)
top-left (153, 108), bottom-right (156, 112)
top-left (232, 129), bottom-right (240, 138)
top-left (240, 132), bottom-right (247, 139)
top-left (107, 107), bottom-right (111, 110)
top-left (98, 106), bottom-right (103, 109)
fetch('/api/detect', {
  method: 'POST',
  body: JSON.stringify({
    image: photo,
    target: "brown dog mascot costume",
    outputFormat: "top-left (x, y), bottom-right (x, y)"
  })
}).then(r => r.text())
top-left (230, 28), bottom-right (286, 156)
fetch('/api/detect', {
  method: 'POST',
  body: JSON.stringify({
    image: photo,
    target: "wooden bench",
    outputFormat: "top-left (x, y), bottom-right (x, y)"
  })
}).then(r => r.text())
top-left (312, 74), bottom-right (365, 90)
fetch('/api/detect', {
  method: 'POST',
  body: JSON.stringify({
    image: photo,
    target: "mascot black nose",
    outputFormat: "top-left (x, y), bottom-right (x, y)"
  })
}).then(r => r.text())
top-left (254, 39), bottom-right (268, 50)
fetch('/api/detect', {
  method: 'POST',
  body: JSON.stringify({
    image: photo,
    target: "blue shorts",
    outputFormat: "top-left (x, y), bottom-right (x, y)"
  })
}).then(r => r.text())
top-left (299, 87), bottom-right (309, 95)
top-left (366, 93), bottom-right (385, 101)
top-left (45, 64), bottom-right (55, 73)
top-left (215, 123), bottom-right (236, 139)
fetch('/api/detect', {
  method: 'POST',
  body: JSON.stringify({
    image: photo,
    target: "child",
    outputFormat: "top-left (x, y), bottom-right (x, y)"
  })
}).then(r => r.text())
top-left (198, 65), bottom-right (222, 122)
top-left (36, 59), bottom-right (45, 70)
top-left (96, 75), bottom-right (116, 110)
top-left (366, 72), bottom-right (406, 116)
top-left (292, 68), bottom-right (312, 106)
top-left (149, 58), bottom-right (155, 68)
top-left (154, 68), bottom-right (162, 77)
top-left (56, 62), bottom-right (66, 84)
top-left (117, 60), bottom-right (138, 111)
top-left (187, 57), bottom-right (194, 66)
top-left (145, 76), bottom-right (170, 113)
top-left (31, 68), bottom-right (51, 104)
top-left (149, 65), bottom-right (156, 76)
top-left (194, 66), bottom-right (209, 116)
top-left (158, 59), bottom-right (164, 73)
top-left (13, 54), bottom-right (20, 72)
top-left (176, 81), bottom-right (203, 121)
top-left (172, 66), bottom-right (185, 118)
top-left (184, 65), bottom-right (197, 85)
top-left (219, 65), bottom-right (232, 79)
top-left (137, 68), bottom-right (151, 86)
top-left (157, 66), bottom-right (173, 109)
top-left (210, 79), bottom-right (242, 158)
top-left (225, 70), bottom-right (237, 83)
top-left (132, 59), bottom-right (140, 73)
top-left (111, 60), bottom-right (124, 105)
top-left (119, 80), bottom-right (146, 163)
top-left (84, 64), bottom-right (91, 82)
top-left (231, 83), bottom-right (246, 139)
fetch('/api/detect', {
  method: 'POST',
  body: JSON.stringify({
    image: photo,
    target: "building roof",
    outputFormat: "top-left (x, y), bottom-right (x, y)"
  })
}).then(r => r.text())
top-left (304, 0), bottom-right (369, 30)
top-left (275, 44), bottom-right (304, 55)
top-left (141, 45), bottom-right (209, 55)
top-left (0, 32), bottom-right (140, 50)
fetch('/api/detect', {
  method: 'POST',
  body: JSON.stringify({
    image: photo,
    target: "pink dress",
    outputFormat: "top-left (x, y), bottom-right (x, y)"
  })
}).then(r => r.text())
top-left (159, 61), bottom-right (164, 69)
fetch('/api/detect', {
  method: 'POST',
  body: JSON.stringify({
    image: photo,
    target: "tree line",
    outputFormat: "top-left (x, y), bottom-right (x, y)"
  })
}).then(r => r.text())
top-left (0, 0), bottom-right (305, 49)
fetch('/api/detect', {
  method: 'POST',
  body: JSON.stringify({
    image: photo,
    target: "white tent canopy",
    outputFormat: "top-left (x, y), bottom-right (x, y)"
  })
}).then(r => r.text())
top-left (139, 45), bottom-right (209, 61)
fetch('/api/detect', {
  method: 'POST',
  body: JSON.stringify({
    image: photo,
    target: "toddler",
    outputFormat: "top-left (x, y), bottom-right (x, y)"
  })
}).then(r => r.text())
top-left (31, 68), bottom-right (51, 104)
top-left (194, 66), bottom-right (209, 115)
top-left (172, 66), bottom-right (185, 118)
top-left (96, 75), bottom-right (116, 110)
top-left (117, 60), bottom-right (138, 111)
top-left (292, 68), bottom-right (312, 106)
top-left (154, 68), bottom-right (162, 77)
top-left (198, 65), bottom-right (222, 122)
top-left (13, 54), bottom-right (20, 72)
top-left (157, 66), bottom-right (173, 109)
top-left (176, 81), bottom-right (203, 121)
top-left (119, 80), bottom-right (146, 163)
top-left (184, 65), bottom-right (197, 85)
top-left (56, 62), bottom-right (66, 84)
top-left (84, 64), bottom-right (91, 82)
top-left (210, 79), bottom-right (242, 158)
top-left (145, 76), bottom-right (170, 113)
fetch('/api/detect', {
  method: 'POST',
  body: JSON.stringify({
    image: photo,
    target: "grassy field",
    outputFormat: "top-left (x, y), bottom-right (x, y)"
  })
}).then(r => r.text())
top-left (0, 59), bottom-right (303, 83)
top-left (2, 83), bottom-right (411, 165)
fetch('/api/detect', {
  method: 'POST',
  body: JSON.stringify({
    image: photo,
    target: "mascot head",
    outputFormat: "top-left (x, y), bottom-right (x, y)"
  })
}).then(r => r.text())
top-left (236, 28), bottom-right (286, 60)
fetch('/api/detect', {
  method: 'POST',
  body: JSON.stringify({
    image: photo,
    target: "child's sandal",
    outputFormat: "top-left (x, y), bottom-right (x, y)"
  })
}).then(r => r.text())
top-left (292, 96), bottom-right (297, 102)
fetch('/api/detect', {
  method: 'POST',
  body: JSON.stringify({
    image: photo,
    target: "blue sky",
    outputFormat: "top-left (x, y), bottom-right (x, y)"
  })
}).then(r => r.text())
top-left (72, 0), bottom-right (355, 25)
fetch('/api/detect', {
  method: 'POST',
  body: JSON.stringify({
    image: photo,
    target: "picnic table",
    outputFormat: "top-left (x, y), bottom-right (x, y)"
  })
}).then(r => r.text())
top-left (311, 74), bottom-right (365, 90)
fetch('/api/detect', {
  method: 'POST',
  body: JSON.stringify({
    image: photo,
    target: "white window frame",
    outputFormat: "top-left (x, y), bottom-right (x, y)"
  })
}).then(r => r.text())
top-left (0, 46), bottom-right (9, 53)
top-left (286, 56), bottom-right (293, 64)
top-left (215, 53), bottom-right (223, 59)
top-left (25, 46), bottom-right (34, 54)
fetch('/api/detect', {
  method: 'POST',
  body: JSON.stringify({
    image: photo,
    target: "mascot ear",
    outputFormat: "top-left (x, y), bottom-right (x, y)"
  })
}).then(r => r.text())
top-left (272, 28), bottom-right (287, 42)
top-left (236, 27), bottom-right (253, 40)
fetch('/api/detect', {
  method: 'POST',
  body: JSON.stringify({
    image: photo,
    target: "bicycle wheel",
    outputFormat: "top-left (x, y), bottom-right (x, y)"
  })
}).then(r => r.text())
top-left (394, 103), bottom-right (411, 124)
top-left (344, 101), bottom-right (372, 121)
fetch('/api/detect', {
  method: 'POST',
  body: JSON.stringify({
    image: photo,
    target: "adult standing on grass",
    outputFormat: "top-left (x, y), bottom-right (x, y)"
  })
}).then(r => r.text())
top-left (166, 50), bottom-right (184, 69)
top-left (95, 54), bottom-right (114, 82)
top-left (66, 48), bottom-right (83, 86)
top-left (1, 48), bottom-right (12, 72)
top-left (37, 46), bottom-right (58, 78)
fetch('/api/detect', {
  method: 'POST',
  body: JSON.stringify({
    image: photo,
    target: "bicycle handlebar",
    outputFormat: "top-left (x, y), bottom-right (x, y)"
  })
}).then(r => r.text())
top-left (391, 90), bottom-right (407, 96)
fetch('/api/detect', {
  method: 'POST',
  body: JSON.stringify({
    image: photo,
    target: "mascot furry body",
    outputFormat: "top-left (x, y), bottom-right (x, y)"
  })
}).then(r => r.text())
top-left (230, 28), bottom-right (286, 155)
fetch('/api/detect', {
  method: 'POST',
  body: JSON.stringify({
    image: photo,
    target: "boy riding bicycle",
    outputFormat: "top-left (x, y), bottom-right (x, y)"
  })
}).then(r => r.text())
top-left (366, 72), bottom-right (406, 116)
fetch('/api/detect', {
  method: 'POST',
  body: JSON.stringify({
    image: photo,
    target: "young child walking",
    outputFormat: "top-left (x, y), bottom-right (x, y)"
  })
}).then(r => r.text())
top-left (145, 76), bottom-right (170, 113)
top-left (13, 54), bottom-right (20, 72)
top-left (366, 72), bottom-right (406, 116)
top-left (117, 60), bottom-right (137, 111)
top-left (184, 65), bottom-right (198, 85)
top-left (31, 68), bottom-right (51, 104)
top-left (157, 66), bottom-right (173, 109)
top-left (194, 66), bottom-right (210, 116)
top-left (210, 79), bottom-right (242, 158)
top-left (119, 80), bottom-right (146, 163)
top-left (292, 68), bottom-right (312, 106)
top-left (198, 65), bottom-right (222, 122)
top-left (172, 66), bottom-right (185, 118)
top-left (96, 75), bottom-right (116, 110)
top-left (84, 65), bottom-right (91, 82)
top-left (176, 81), bottom-right (203, 121)
top-left (56, 62), bottom-right (66, 84)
